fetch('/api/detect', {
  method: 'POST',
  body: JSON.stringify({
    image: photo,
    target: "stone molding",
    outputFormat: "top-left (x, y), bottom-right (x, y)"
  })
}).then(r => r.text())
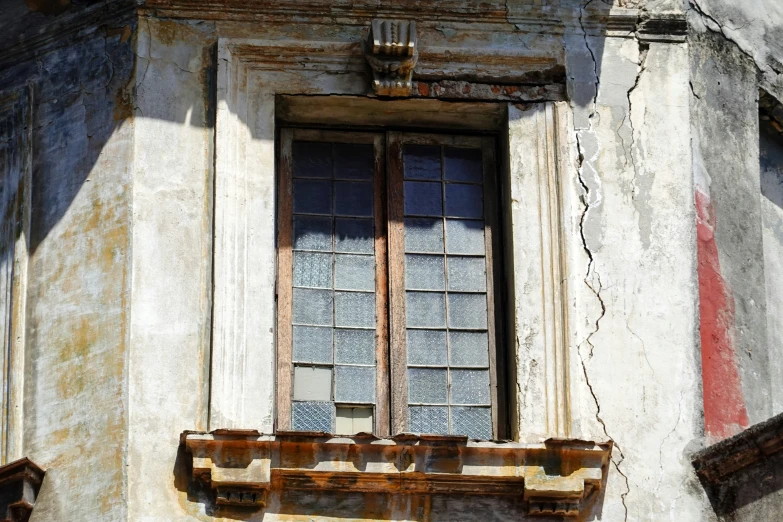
top-left (0, 458), bottom-right (44, 522)
top-left (183, 430), bottom-right (612, 518)
top-left (365, 19), bottom-right (418, 97)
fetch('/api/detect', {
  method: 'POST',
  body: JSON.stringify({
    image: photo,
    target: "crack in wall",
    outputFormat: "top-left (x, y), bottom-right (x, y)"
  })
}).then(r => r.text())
top-left (689, 0), bottom-right (763, 74)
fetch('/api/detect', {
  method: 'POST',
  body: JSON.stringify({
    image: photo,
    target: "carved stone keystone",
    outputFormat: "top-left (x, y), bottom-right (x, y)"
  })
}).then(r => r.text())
top-left (365, 19), bottom-right (418, 97)
top-left (0, 458), bottom-right (44, 522)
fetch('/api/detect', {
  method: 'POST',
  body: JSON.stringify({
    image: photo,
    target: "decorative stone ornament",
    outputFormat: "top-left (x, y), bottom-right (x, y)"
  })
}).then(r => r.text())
top-left (0, 458), bottom-right (44, 522)
top-left (365, 19), bottom-right (418, 97)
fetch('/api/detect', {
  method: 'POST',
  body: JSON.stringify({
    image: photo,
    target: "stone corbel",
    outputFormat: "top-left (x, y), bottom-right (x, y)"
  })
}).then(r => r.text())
top-left (183, 431), bottom-right (612, 517)
top-left (365, 19), bottom-right (418, 97)
top-left (0, 458), bottom-right (45, 522)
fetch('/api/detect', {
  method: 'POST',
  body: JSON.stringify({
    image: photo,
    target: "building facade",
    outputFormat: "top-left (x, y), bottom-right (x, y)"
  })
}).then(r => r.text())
top-left (0, 0), bottom-right (781, 520)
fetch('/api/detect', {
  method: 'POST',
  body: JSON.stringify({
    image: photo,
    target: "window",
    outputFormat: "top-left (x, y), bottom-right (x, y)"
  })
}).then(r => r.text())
top-left (276, 129), bottom-right (502, 439)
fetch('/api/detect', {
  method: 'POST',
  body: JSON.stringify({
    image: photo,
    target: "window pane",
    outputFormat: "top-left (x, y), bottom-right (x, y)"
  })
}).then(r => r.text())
top-left (409, 406), bottom-right (448, 433)
top-left (451, 407), bottom-right (492, 439)
top-left (335, 328), bottom-right (375, 365)
top-left (334, 366), bottom-right (376, 403)
top-left (444, 147), bottom-right (483, 183)
top-left (445, 184), bottom-right (483, 219)
top-left (334, 254), bottom-right (374, 291)
top-left (405, 254), bottom-right (445, 291)
top-left (335, 181), bottom-right (373, 217)
top-left (335, 291), bottom-right (375, 328)
top-left (293, 251), bottom-right (332, 289)
top-left (404, 145), bottom-right (441, 180)
top-left (334, 143), bottom-right (373, 180)
top-left (335, 218), bottom-right (373, 253)
top-left (447, 293), bottom-right (488, 329)
top-left (293, 141), bottom-right (332, 179)
top-left (449, 331), bottom-right (489, 367)
top-left (293, 216), bottom-right (332, 251)
top-left (450, 369), bottom-right (490, 405)
top-left (294, 179), bottom-right (332, 215)
top-left (445, 219), bottom-right (485, 255)
top-left (293, 326), bottom-right (333, 364)
top-left (292, 401), bottom-right (333, 432)
top-left (447, 256), bottom-right (486, 292)
top-left (404, 218), bottom-right (444, 253)
top-left (293, 288), bottom-right (333, 326)
top-left (408, 368), bottom-right (448, 403)
top-left (294, 366), bottom-right (333, 401)
top-left (404, 181), bottom-right (442, 216)
top-left (406, 291), bottom-right (446, 328)
top-left (407, 329), bottom-right (447, 366)
top-left (336, 406), bottom-right (374, 434)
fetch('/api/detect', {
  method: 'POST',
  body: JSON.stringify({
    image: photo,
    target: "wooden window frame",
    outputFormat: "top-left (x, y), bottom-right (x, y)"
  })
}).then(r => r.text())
top-left (276, 128), bottom-right (505, 438)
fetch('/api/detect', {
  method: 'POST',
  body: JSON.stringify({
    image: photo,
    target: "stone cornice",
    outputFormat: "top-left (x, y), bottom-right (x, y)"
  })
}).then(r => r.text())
top-left (183, 430), bottom-right (612, 518)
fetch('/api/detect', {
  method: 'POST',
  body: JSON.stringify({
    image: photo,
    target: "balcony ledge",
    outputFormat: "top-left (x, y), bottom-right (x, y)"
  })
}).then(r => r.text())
top-left (182, 430), bottom-right (612, 518)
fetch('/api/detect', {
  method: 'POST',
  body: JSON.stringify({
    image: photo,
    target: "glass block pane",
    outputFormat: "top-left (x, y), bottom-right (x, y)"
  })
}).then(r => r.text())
top-left (293, 251), bottom-right (332, 289)
top-left (293, 366), bottom-right (333, 401)
top-left (449, 331), bottom-right (489, 367)
top-left (294, 179), bottom-right (332, 215)
top-left (334, 366), bottom-right (376, 403)
top-left (408, 368), bottom-right (448, 403)
top-left (404, 218), bottom-right (444, 253)
top-left (334, 291), bottom-right (375, 328)
top-left (334, 254), bottom-right (375, 291)
top-left (293, 141), bottom-right (332, 179)
top-left (450, 369), bottom-right (490, 405)
top-left (447, 293), bottom-right (488, 329)
top-left (445, 219), bottom-right (485, 255)
top-left (293, 326), bottom-right (333, 364)
top-left (292, 288), bottom-right (333, 326)
top-left (405, 254), bottom-right (445, 291)
top-left (445, 184), bottom-right (483, 219)
top-left (293, 216), bottom-right (332, 251)
top-left (335, 329), bottom-right (375, 365)
top-left (409, 406), bottom-right (448, 434)
top-left (335, 218), bottom-right (373, 253)
top-left (451, 407), bottom-right (492, 439)
top-left (407, 329), bottom-right (447, 366)
top-left (334, 143), bottom-right (373, 180)
top-left (404, 181), bottom-right (443, 216)
top-left (292, 401), bottom-right (333, 432)
top-left (447, 256), bottom-right (486, 292)
top-left (404, 145), bottom-right (441, 180)
top-left (444, 147), bottom-right (483, 183)
top-left (406, 292), bottom-right (446, 328)
top-left (334, 181), bottom-right (373, 217)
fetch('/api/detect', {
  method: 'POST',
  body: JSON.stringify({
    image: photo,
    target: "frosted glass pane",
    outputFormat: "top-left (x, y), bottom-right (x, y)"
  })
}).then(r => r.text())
top-left (293, 251), bottom-right (332, 289)
top-left (336, 406), bottom-right (374, 435)
top-left (293, 216), bottom-right (332, 251)
top-left (404, 181), bottom-right (442, 216)
top-left (293, 326), bottom-right (333, 364)
top-left (445, 219), bottom-right (485, 255)
top-left (335, 329), bottom-right (375, 365)
top-left (334, 291), bottom-right (375, 328)
top-left (334, 143), bottom-right (373, 180)
top-left (451, 407), bottom-right (492, 439)
top-left (406, 292), bottom-right (446, 328)
top-left (445, 184), bottom-right (483, 219)
top-left (444, 147), bottom-right (483, 183)
top-left (409, 406), bottom-right (448, 434)
top-left (334, 366), bottom-right (376, 403)
top-left (449, 331), bottom-right (489, 367)
top-left (294, 179), bottom-right (332, 215)
top-left (293, 288), bottom-right (333, 326)
top-left (450, 369), bottom-right (490, 405)
top-left (405, 254), bottom-right (444, 291)
top-left (335, 218), bottom-right (373, 253)
top-left (407, 329), bottom-right (447, 366)
top-left (404, 145), bottom-right (441, 180)
top-left (408, 368), bottom-right (448, 403)
top-left (334, 181), bottom-right (373, 217)
top-left (404, 218), bottom-right (444, 253)
top-left (293, 141), bottom-right (332, 178)
top-left (292, 401), bottom-right (333, 432)
top-left (294, 366), bottom-right (333, 401)
top-left (447, 256), bottom-right (486, 292)
top-left (334, 254), bottom-right (375, 291)
top-left (447, 293), bottom-right (488, 329)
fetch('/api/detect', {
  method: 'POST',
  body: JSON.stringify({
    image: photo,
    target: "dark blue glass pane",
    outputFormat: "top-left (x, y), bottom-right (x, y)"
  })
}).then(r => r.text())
top-left (294, 179), bottom-right (332, 215)
top-left (444, 148), bottom-right (483, 183)
top-left (293, 216), bottom-right (332, 251)
top-left (334, 143), bottom-right (373, 180)
top-left (404, 145), bottom-right (441, 180)
top-left (404, 181), bottom-right (442, 216)
top-left (445, 184), bottom-right (483, 219)
top-left (334, 181), bottom-right (373, 217)
top-left (293, 141), bottom-right (332, 178)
